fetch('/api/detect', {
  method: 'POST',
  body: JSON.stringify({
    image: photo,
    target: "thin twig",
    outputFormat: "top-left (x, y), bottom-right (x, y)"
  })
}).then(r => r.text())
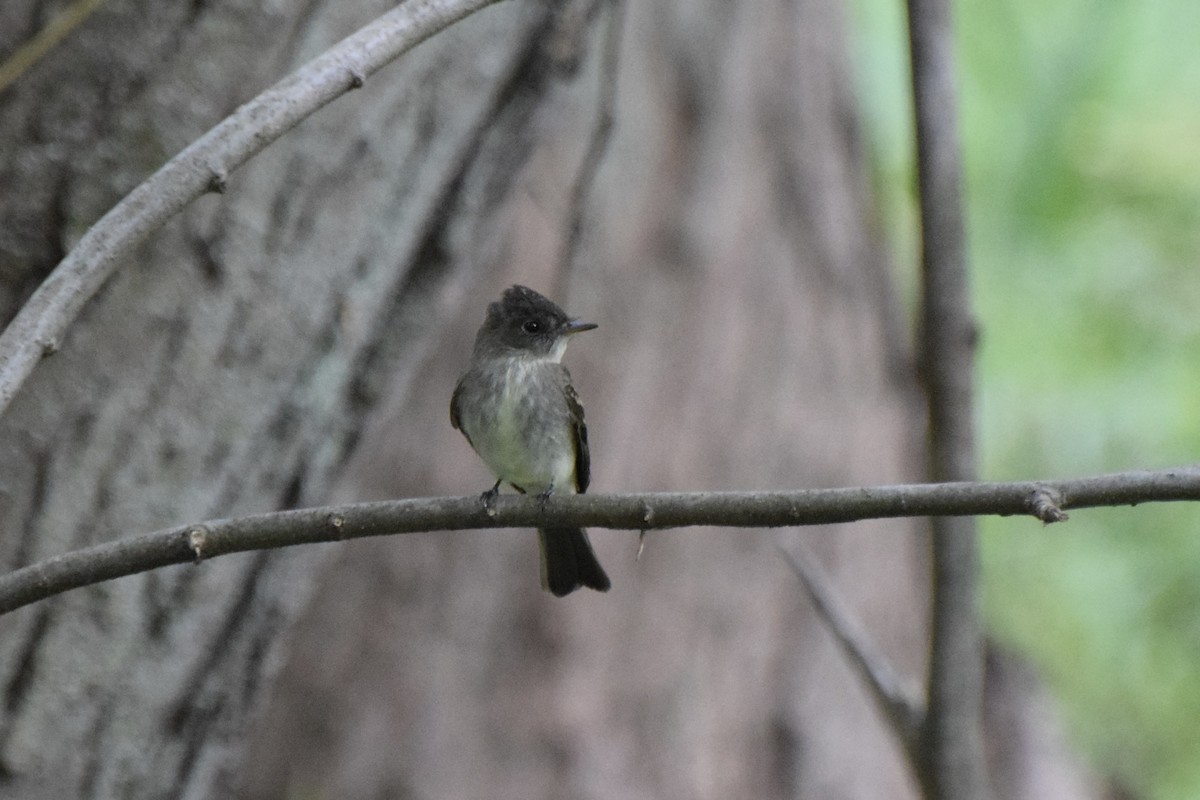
top-left (0, 0), bottom-right (106, 94)
top-left (0, 0), bottom-right (504, 418)
top-left (555, 0), bottom-right (624, 287)
top-left (779, 545), bottom-right (925, 760)
top-left (1, 466), bottom-right (1197, 615)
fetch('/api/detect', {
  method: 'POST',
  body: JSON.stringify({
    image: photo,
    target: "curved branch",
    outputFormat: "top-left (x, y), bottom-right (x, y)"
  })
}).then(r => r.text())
top-left (1, 467), bottom-right (1197, 615)
top-left (0, 0), bottom-right (504, 417)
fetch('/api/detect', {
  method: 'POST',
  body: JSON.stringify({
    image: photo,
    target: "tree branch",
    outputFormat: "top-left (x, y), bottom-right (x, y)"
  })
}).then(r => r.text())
top-left (0, 0), bottom-right (504, 418)
top-left (1, 466), bottom-right (1197, 615)
top-left (779, 545), bottom-right (925, 761)
top-left (907, 0), bottom-right (986, 791)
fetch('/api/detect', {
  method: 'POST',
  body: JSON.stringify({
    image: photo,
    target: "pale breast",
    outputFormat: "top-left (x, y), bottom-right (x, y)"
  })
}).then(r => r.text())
top-left (456, 358), bottom-right (577, 494)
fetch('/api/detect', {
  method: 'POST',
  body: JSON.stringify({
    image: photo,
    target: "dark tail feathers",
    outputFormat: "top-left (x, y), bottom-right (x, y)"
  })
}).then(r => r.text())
top-left (538, 527), bottom-right (610, 596)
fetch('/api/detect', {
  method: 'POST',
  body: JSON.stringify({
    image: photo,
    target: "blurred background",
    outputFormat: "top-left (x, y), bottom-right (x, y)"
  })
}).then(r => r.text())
top-left (851, 0), bottom-right (1200, 796)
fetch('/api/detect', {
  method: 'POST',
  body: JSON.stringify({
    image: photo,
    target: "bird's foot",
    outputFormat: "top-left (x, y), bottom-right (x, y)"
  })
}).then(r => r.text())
top-left (536, 485), bottom-right (554, 513)
top-left (479, 480), bottom-right (502, 516)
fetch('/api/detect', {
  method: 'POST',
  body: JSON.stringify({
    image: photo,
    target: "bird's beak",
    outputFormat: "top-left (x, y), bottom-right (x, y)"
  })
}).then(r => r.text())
top-left (565, 320), bottom-right (598, 335)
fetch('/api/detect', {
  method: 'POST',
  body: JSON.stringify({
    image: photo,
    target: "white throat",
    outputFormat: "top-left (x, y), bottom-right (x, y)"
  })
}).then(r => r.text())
top-left (547, 338), bottom-right (568, 363)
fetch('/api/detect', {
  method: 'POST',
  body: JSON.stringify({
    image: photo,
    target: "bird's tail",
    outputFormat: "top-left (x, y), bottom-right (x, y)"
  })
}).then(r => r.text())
top-left (538, 527), bottom-right (611, 596)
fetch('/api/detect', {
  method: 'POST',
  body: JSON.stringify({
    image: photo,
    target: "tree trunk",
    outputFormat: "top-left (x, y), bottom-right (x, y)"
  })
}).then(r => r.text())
top-left (247, 0), bottom-right (931, 797)
top-left (0, 1), bottom-right (553, 796)
top-left (0, 1), bottom-right (1098, 798)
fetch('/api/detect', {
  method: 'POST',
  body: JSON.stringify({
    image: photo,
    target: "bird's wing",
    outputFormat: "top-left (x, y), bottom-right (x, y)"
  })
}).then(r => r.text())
top-left (449, 378), bottom-right (473, 447)
top-left (563, 371), bottom-right (590, 494)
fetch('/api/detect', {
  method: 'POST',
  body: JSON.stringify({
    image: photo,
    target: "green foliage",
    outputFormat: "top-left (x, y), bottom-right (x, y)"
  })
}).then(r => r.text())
top-left (848, 0), bottom-right (1200, 796)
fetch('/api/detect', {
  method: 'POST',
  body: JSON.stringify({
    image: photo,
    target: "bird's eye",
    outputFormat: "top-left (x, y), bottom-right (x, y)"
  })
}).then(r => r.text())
top-left (522, 320), bottom-right (541, 334)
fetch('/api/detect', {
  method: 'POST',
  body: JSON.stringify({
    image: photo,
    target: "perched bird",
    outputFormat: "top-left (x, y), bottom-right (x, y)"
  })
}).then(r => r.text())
top-left (450, 285), bottom-right (610, 596)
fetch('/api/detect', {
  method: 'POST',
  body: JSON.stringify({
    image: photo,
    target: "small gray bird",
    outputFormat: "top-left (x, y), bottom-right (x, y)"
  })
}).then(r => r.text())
top-left (450, 285), bottom-right (610, 596)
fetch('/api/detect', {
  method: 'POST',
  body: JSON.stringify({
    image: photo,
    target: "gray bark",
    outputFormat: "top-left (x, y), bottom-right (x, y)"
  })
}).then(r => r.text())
top-left (0, 1), bottom-right (1099, 798)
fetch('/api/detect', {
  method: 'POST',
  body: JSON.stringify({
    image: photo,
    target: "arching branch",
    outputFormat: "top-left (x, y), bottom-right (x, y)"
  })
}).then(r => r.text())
top-left (0, 0), bottom-right (504, 417)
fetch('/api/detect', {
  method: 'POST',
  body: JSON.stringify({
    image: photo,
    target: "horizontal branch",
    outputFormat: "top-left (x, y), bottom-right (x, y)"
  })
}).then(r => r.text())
top-left (1, 466), bottom-right (1198, 615)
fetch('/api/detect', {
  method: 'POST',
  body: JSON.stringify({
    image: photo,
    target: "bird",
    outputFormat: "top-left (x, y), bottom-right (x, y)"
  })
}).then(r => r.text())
top-left (450, 285), bottom-right (610, 596)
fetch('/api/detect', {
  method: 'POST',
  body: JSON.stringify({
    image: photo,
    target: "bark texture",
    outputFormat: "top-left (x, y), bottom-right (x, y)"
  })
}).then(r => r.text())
top-left (0, 0), bottom-right (549, 796)
top-left (0, 1), bottom-right (1097, 799)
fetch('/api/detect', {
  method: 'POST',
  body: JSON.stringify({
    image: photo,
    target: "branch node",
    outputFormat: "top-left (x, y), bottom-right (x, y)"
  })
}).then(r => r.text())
top-left (328, 513), bottom-right (346, 538)
top-left (348, 67), bottom-right (366, 89)
top-left (1028, 486), bottom-right (1068, 524)
top-left (188, 527), bottom-right (208, 562)
top-left (37, 337), bottom-right (59, 357)
top-left (207, 167), bottom-right (228, 194)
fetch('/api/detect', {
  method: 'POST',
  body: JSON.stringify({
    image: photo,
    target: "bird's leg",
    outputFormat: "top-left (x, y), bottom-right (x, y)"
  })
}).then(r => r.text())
top-left (479, 479), bottom-right (502, 512)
